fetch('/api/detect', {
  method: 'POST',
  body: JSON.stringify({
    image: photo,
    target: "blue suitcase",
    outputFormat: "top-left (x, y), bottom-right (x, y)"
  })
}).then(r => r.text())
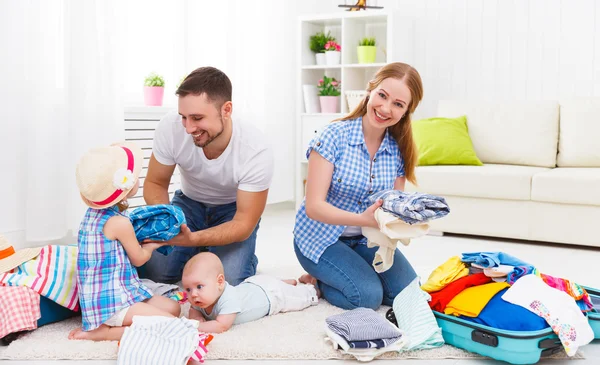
top-left (38, 294), bottom-right (78, 327)
top-left (583, 286), bottom-right (600, 339)
top-left (386, 286), bottom-right (600, 365)
top-left (432, 310), bottom-right (562, 364)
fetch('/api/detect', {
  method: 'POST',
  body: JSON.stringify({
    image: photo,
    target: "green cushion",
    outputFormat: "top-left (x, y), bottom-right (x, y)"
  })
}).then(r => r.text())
top-left (412, 116), bottom-right (483, 166)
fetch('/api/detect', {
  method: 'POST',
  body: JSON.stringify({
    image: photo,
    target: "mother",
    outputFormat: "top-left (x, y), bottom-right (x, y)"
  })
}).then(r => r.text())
top-left (294, 62), bottom-right (423, 309)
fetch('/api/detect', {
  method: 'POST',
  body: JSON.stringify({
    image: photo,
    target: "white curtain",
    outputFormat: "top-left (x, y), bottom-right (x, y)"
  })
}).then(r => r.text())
top-left (0, 0), bottom-right (124, 245)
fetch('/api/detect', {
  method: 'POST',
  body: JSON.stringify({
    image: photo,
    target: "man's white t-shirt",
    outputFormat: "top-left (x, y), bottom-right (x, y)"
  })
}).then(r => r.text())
top-left (152, 111), bottom-right (274, 205)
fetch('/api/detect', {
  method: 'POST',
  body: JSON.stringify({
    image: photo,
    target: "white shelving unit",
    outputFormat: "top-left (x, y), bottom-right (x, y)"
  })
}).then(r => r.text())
top-left (123, 106), bottom-right (180, 208)
top-left (295, 10), bottom-right (413, 208)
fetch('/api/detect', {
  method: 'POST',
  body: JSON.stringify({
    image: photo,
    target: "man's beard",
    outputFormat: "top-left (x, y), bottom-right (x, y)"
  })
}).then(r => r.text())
top-left (194, 116), bottom-right (224, 148)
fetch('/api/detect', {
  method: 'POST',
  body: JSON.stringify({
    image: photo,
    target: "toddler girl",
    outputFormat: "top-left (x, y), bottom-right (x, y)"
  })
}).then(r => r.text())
top-left (69, 142), bottom-right (180, 341)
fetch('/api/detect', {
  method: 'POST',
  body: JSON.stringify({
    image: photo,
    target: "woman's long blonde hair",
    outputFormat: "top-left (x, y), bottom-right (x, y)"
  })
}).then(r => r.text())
top-left (336, 62), bottom-right (423, 185)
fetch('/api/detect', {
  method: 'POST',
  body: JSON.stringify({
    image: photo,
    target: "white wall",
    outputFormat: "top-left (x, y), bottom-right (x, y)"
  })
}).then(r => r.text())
top-left (123, 0), bottom-right (187, 107)
top-left (366, 0), bottom-right (600, 119)
top-left (0, 1), bottom-right (28, 246)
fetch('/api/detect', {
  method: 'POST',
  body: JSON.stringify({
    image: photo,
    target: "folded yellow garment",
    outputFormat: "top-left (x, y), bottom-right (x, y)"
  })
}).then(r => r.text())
top-left (444, 282), bottom-right (511, 317)
top-left (421, 256), bottom-right (469, 293)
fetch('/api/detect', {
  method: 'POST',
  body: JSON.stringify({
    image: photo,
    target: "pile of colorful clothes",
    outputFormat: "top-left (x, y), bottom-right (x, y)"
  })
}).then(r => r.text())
top-left (421, 252), bottom-right (596, 356)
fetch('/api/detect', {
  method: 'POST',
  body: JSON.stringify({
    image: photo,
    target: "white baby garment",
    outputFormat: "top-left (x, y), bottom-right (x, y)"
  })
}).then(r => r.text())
top-left (363, 208), bottom-right (429, 273)
top-left (501, 274), bottom-right (594, 356)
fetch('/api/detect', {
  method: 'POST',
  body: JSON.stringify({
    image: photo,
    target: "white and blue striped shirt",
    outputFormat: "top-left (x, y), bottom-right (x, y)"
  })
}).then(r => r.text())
top-left (293, 117), bottom-right (405, 263)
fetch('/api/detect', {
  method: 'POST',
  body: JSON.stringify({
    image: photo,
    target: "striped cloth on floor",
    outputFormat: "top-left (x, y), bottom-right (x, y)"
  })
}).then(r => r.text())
top-left (0, 245), bottom-right (79, 310)
top-left (0, 286), bottom-right (41, 339)
top-left (325, 307), bottom-right (402, 346)
top-left (117, 316), bottom-right (208, 365)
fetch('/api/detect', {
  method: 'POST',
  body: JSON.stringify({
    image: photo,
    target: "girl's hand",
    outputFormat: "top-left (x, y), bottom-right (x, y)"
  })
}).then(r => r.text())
top-left (359, 199), bottom-right (383, 228)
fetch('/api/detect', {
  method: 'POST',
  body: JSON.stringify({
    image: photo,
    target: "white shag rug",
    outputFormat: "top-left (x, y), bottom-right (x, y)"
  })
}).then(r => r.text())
top-left (0, 302), bottom-right (583, 361)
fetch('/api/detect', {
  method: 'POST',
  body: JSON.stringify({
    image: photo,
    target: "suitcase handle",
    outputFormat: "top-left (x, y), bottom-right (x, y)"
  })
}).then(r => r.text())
top-left (386, 308), bottom-right (398, 327)
top-left (538, 338), bottom-right (563, 356)
top-left (471, 329), bottom-right (499, 347)
top-left (538, 338), bottom-right (561, 349)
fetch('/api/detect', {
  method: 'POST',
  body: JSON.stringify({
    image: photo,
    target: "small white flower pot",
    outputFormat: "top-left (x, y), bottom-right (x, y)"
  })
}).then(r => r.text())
top-left (325, 51), bottom-right (341, 66)
top-left (315, 53), bottom-right (326, 66)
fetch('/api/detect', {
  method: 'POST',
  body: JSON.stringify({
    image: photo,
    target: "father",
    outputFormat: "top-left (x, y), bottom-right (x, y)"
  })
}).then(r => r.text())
top-left (141, 66), bottom-right (274, 285)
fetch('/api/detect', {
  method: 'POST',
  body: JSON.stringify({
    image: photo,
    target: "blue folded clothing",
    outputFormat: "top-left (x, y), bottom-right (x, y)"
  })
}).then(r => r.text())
top-left (460, 288), bottom-right (549, 331)
top-left (461, 251), bottom-right (531, 269)
top-left (367, 189), bottom-right (450, 225)
top-left (348, 339), bottom-right (389, 349)
top-left (129, 205), bottom-right (186, 256)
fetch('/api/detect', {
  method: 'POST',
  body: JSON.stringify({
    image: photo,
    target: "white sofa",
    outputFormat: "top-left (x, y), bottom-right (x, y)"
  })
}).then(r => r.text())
top-left (406, 99), bottom-right (600, 248)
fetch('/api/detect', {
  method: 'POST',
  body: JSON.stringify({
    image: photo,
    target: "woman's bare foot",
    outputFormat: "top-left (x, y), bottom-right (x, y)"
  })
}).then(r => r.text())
top-left (68, 325), bottom-right (124, 341)
top-left (282, 279), bottom-right (298, 286)
top-left (299, 273), bottom-right (321, 298)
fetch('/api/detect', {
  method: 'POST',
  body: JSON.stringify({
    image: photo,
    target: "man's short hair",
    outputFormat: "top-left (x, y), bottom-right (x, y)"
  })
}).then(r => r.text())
top-left (176, 66), bottom-right (232, 107)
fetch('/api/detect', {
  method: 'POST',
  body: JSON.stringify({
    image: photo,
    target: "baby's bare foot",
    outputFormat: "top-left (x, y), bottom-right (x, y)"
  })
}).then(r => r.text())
top-left (299, 273), bottom-right (317, 286)
top-left (299, 274), bottom-right (321, 298)
top-left (283, 279), bottom-right (298, 286)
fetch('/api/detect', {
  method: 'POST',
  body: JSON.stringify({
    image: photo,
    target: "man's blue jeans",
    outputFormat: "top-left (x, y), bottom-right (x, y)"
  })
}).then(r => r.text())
top-left (141, 190), bottom-right (259, 285)
top-left (294, 236), bottom-right (417, 310)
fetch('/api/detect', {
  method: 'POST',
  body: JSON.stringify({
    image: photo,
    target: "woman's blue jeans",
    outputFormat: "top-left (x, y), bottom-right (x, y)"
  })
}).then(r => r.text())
top-left (294, 236), bottom-right (417, 310)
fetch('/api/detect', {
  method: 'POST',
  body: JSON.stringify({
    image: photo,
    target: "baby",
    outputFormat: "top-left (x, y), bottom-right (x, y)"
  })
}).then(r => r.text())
top-left (182, 252), bottom-right (318, 333)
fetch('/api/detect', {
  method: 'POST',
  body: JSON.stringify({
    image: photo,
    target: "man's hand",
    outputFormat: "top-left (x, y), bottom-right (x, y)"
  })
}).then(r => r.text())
top-left (144, 224), bottom-right (199, 247)
top-left (141, 242), bottom-right (165, 252)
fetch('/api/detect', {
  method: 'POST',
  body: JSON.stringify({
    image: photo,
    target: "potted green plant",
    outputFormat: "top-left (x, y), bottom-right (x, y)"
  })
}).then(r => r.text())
top-left (143, 72), bottom-right (165, 106)
top-left (309, 31), bottom-right (335, 65)
top-left (317, 75), bottom-right (341, 113)
top-left (357, 37), bottom-right (377, 64)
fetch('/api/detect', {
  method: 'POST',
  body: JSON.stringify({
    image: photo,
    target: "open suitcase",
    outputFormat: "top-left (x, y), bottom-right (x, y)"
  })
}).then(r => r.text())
top-left (386, 286), bottom-right (600, 365)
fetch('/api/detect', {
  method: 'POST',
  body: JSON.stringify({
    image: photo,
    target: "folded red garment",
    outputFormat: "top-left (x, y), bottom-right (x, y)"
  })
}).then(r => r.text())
top-left (429, 273), bottom-right (493, 312)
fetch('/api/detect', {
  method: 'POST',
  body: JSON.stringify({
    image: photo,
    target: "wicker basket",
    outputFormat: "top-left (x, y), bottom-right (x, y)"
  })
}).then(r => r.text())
top-left (345, 90), bottom-right (367, 111)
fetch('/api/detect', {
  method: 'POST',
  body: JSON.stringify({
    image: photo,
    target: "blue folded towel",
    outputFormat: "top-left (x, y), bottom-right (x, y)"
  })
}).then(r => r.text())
top-left (461, 252), bottom-right (531, 268)
top-left (368, 189), bottom-right (450, 225)
top-left (129, 205), bottom-right (186, 256)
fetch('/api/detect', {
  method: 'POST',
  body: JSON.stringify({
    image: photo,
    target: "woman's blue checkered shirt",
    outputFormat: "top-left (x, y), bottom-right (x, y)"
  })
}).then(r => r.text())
top-left (293, 117), bottom-right (406, 263)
